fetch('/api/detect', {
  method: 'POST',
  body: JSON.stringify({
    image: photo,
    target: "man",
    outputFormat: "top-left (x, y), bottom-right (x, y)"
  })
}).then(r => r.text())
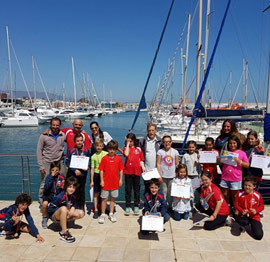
top-left (61, 119), bottom-right (91, 153)
top-left (139, 123), bottom-right (163, 171)
top-left (37, 118), bottom-right (65, 205)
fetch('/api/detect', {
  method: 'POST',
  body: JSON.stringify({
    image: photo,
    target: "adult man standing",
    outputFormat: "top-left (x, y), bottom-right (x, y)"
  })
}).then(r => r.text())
top-left (37, 118), bottom-right (66, 204)
top-left (139, 123), bottom-right (162, 171)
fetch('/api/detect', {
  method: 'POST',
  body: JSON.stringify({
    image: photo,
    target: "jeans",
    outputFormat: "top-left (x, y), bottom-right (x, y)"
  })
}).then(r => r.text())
top-left (125, 174), bottom-right (141, 207)
top-left (173, 211), bottom-right (189, 221)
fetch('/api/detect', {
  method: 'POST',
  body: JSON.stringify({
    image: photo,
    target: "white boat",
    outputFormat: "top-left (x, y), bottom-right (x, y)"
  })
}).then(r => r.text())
top-left (0, 110), bottom-right (39, 127)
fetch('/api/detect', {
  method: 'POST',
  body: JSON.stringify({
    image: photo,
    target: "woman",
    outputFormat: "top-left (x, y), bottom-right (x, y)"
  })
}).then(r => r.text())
top-left (89, 121), bottom-right (122, 154)
top-left (215, 119), bottom-right (245, 153)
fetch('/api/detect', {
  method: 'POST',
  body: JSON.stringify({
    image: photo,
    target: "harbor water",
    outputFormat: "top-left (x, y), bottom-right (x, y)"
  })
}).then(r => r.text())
top-left (0, 111), bottom-right (149, 201)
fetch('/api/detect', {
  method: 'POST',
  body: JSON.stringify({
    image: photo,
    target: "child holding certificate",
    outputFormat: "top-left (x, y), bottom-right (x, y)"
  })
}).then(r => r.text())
top-left (195, 171), bottom-right (229, 230)
top-left (171, 164), bottom-right (193, 221)
top-left (234, 175), bottom-right (264, 240)
top-left (218, 136), bottom-right (249, 206)
top-left (123, 133), bottom-right (146, 216)
top-left (65, 133), bottom-right (91, 211)
top-left (200, 137), bottom-right (220, 186)
top-left (244, 131), bottom-right (264, 190)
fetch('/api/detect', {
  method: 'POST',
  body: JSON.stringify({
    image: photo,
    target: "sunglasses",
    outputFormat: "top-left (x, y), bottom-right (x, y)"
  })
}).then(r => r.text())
top-left (91, 127), bottom-right (98, 130)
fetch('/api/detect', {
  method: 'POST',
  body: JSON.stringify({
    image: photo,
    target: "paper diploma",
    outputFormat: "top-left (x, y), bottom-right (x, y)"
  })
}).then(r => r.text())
top-left (199, 151), bottom-right (218, 163)
top-left (142, 215), bottom-right (164, 232)
top-left (142, 168), bottom-right (161, 181)
top-left (70, 155), bottom-right (89, 170)
top-left (220, 151), bottom-right (238, 167)
top-left (171, 182), bottom-right (190, 198)
top-left (251, 154), bottom-right (270, 169)
top-left (193, 216), bottom-right (209, 226)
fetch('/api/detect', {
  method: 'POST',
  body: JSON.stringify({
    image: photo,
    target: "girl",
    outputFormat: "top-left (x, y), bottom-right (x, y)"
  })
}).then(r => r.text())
top-left (200, 137), bottom-right (220, 186)
top-left (245, 130), bottom-right (264, 190)
top-left (195, 171), bottom-right (229, 230)
top-left (182, 141), bottom-right (201, 190)
top-left (171, 164), bottom-right (193, 221)
top-left (218, 136), bottom-right (249, 205)
top-left (123, 133), bottom-right (146, 216)
top-left (157, 136), bottom-right (179, 202)
top-left (48, 177), bottom-right (84, 243)
top-left (90, 138), bottom-right (108, 219)
top-left (42, 163), bottom-right (65, 228)
top-left (65, 133), bottom-right (91, 211)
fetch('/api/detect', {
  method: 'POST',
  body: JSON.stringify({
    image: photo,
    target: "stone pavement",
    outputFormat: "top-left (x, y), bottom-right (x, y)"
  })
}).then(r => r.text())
top-left (0, 201), bottom-right (270, 262)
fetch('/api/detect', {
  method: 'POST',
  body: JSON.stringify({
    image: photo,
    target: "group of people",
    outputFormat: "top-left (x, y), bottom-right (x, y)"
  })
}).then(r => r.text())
top-left (0, 118), bottom-right (265, 243)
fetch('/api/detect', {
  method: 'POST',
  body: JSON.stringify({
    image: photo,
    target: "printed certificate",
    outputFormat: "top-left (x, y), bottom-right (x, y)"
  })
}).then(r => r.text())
top-left (142, 168), bottom-right (161, 180)
top-left (142, 215), bottom-right (164, 232)
top-left (251, 154), bottom-right (270, 169)
top-left (199, 151), bottom-right (218, 163)
top-left (170, 182), bottom-right (190, 198)
top-left (220, 151), bottom-right (238, 167)
top-left (70, 155), bottom-right (89, 170)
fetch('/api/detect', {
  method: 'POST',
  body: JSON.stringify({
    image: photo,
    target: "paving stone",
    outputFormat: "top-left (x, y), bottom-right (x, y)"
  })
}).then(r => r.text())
top-left (175, 250), bottom-right (202, 262)
top-left (72, 247), bottom-right (100, 261)
top-left (200, 251), bottom-right (228, 262)
top-left (97, 247), bottom-right (124, 261)
top-left (149, 249), bottom-right (175, 262)
top-left (45, 246), bottom-right (76, 260)
top-left (123, 248), bottom-right (150, 261)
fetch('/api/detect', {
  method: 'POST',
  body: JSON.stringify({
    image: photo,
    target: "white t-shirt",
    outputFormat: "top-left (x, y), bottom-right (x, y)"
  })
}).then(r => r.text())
top-left (182, 153), bottom-right (201, 177)
top-left (90, 131), bottom-right (112, 146)
top-left (157, 148), bottom-right (179, 178)
top-left (145, 137), bottom-right (158, 171)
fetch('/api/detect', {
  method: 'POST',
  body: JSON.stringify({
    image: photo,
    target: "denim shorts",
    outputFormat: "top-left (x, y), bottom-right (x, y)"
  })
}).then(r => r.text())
top-left (100, 189), bottom-right (119, 199)
top-left (220, 179), bottom-right (242, 190)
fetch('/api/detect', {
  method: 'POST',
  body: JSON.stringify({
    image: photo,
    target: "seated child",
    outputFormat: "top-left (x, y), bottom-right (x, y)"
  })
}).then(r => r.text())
top-left (42, 163), bottom-right (65, 228)
top-left (98, 140), bottom-right (124, 224)
top-left (195, 171), bottom-right (229, 230)
top-left (171, 164), bottom-right (193, 221)
top-left (90, 138), bottom-right (108, 219)
top-left (143, 179), bottom-right (170, 223)
top-left (0, 193), bottom-right (44, 242)
top-left (234, 175), bottom-right (264, 240)
top-left (48, 176), bottom-right (84, 243)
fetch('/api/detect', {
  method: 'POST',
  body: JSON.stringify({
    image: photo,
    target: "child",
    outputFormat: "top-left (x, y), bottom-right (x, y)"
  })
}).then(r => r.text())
top-left (218, 135), bottom-right (249, 205)
top-left (98, 140), bottom-right (124, 224)
top-left (142, 179), bottom-right (170, 224)
top-left (182, 140), bottom-right (201, 190)
top-left (123, 133), bottom-right (146, 216)
top-left (157, 136), bottom-right (179, 201)
top-left (195, 171), bottom-right (229, 230)
top-left (171, 164), bottom-right (193, 221)
top-left (200, 137), bottom-right (220, 186)
top-left (48, 176), bottom-right (84, 243)
top-left (90, 138), bottom-right (108, 219)
top-left (0, 193), bottom-right (44, 242)
top-left (65, 133), bottom-right (91, 211)
top-left (245, 131), bottom-right (264, 190)
top-left (234, 175), bottom-right (264, 240)
top-left (42, 163), bottom-right (65, 228)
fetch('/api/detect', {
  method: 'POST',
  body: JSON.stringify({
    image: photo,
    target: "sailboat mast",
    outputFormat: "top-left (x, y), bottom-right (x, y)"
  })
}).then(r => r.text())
top-left (32, 56), bottom-right (36, 108)
top-left (267, 57), bottom-right (270, 114)
top-left (6, 26), bottom-right (14, 114)
top-left (71, 57), bottom-right (76, 107)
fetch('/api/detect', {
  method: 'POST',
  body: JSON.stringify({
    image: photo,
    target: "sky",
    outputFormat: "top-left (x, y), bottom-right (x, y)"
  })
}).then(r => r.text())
top-left (0, 0), bottom-right (270, 104)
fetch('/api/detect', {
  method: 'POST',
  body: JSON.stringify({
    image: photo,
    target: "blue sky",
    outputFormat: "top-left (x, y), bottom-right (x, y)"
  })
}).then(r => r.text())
top-left (0, 0), bottom-right (270, 104)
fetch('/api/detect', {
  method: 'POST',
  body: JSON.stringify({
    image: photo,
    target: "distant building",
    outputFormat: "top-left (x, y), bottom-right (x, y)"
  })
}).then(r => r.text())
top-left (100, 101), bottom-right (116, 108)
top-left (122, 102), bottom-right (139, 111)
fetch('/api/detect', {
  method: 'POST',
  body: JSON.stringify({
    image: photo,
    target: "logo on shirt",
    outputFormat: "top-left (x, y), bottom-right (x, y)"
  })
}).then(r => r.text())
top-left (163, 155), bottom-right (173, 167)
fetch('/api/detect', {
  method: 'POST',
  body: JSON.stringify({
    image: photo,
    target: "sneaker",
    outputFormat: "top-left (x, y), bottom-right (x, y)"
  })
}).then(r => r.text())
top-left (225, 216), bottom-right (234, 227)
top-left (59, 230), bottom-right (75, 243)
top-left (93, 210), bottom-right (99, 219)
top-left (134, 207), bottom-right (140, 216)
top-left (42, 217), bottom-right (48, 229)
top-left (260, 212), bottom-right (263, 218)
top-left (98, 214), bottom-right (106, 224)
top-left (0, 230), bottom-right (6, 237)
top-left (240, 226), bottom-right (246, 233)
top-left (109, 213), bottom-right (117, 223)
top-left (125, 207), bottom-right (131, 216)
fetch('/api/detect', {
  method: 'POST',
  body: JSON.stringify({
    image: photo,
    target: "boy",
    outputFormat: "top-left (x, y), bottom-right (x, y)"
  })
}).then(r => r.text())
top-left (42, 163), bottom-right (65, 228)
top-left (98, 140), bottom-right (124, 224)
top-left (143, 178), bottom-right (170, 223)
top-left (234, 175), bottom-right (264, 240)
top-left (0, 193), bottom-right (44, 242)
top-left (90, 138), bottom-right (108, 219)
top-left (65, 133), bottom-right (91, 211)
top-left (48, 177), bottom-right (84, 243)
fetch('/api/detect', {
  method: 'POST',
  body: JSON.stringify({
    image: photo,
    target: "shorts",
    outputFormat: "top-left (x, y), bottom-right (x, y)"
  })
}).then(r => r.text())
top-left (220, 179), bottom-right (242, 190)
top-left (93, 173), bottom-right (101, 193)
top-left (51, 212), bottom-right (60, 222)
top-left (42, 195), bottom-right (54, 203)
top-left (100, 189), bottom-right (119, 199)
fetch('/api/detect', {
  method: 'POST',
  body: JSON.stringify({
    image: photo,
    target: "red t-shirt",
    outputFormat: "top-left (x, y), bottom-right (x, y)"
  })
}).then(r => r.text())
top-left (123, 147), bottom-right (144, 176)
top-left (98, 155), bottom-right (124, 190)
top-left (200, 183), bottom-right (229, 215)
top-left (201, 149), bottom-right (219, 179)
top-left (61, 128), bottom-right (91, 153)
top-left (234, 190), bottom-right (264, 222)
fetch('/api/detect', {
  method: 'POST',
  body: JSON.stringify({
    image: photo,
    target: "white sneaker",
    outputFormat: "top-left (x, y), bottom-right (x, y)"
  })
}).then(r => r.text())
top-left (109, 213), bottom-right (117, 223)
top-left (98, 214), bottom-right (106, 224)
top-left (225, 216), bottom-right (234, 227)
